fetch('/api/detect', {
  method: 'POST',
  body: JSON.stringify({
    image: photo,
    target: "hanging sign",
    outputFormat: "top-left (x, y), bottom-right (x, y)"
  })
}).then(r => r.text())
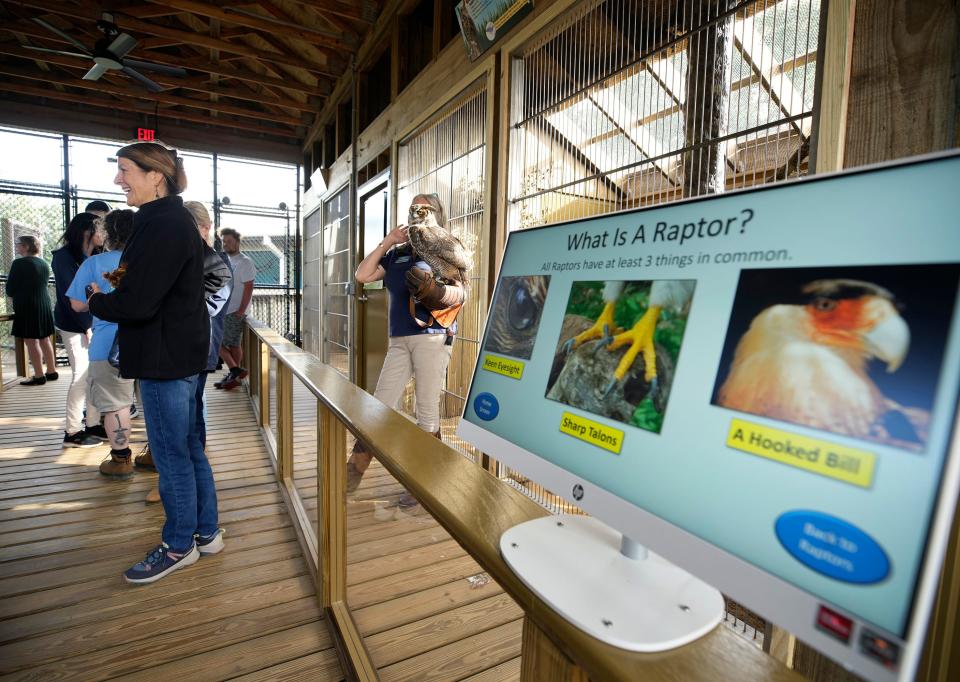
top-left (456, 0), bottom-right (534, 62)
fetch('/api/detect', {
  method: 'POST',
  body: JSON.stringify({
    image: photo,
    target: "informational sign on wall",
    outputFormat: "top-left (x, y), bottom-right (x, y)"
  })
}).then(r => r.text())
top-left (456, 0), bottom-right (534, 61)
top-left (458, 153), bottom-right (960, 680)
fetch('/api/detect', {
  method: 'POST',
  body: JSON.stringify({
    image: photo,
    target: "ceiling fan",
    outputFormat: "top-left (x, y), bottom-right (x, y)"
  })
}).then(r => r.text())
top-left (23, 12), bottom-right (187, 92)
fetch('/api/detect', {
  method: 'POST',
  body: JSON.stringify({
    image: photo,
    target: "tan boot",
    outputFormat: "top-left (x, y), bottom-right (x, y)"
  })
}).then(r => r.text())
top-left (145, 485), bottom-right (161, 503)
top-left (99, 452), bottom-right (133, 480)
top-left (134, 445), bottom-right (156, 471)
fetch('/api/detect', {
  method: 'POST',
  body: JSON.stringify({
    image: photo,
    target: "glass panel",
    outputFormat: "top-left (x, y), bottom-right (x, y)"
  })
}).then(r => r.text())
top-left (321, 185), bottom-right (351, 377)
top-left (215, 155), bottom-right (297, 213)
top-left (0, 128), bottom-right (63, 185)
top-left (344, 433), bottom-right (523, 676)
top-left (292, 381), bottom-right (320, 549)
top-left (268, 356), bottom-right (278, 458)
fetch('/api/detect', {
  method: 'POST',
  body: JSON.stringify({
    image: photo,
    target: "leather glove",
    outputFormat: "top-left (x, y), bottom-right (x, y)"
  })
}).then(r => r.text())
top-left (405, 267), bottom-right (448, 311)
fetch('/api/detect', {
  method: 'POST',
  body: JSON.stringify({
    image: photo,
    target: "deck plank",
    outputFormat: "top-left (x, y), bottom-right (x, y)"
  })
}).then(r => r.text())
top-left (0, 372), bottom-right (339, 681)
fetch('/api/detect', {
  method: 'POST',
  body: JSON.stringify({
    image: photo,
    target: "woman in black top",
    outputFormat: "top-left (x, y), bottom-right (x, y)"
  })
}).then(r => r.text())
top-left (6, 235), bottom-right (56, 384)
top-left (87, 141), bottom-right (220, 584)
top-left (51, 212), bottom-right (106, 446)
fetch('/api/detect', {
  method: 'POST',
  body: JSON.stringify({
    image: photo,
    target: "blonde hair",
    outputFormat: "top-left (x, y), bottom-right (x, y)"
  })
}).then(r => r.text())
top-left (184, 201), bottom-right (214, 247)
top-left (116, 141), bottom-right (187, 195)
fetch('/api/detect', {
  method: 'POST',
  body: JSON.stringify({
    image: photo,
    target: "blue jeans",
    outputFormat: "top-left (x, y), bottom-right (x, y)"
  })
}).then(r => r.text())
top-left (196, 372), bottom-right (209, 448)
top-left (141, 376), bottom-right (218, 552)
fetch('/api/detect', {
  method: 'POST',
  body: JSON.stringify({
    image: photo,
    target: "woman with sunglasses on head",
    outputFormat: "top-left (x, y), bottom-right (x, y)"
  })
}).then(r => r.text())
top-left (350, 193), bottom-right (467, 512)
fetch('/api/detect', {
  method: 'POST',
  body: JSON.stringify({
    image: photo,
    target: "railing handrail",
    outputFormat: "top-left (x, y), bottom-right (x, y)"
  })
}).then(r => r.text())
top-left (245, 317), bottom-right (797, 681)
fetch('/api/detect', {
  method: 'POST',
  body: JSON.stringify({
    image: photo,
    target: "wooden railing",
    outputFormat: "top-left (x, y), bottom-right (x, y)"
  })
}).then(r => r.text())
top-left (240, 318), bottom-right (798, 681)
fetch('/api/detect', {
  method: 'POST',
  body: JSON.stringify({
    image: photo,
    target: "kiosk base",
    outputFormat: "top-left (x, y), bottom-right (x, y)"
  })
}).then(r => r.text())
top-left (501, 514), bottom-right (725, 652)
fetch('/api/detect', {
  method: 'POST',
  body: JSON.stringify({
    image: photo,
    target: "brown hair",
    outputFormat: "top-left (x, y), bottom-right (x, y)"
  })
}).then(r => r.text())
top-left (116, 141), bottom-right (187, 195)
top-left (16, 235), bottom-right (40, 255)
top-left (101, 209), bottom-right (136, 251)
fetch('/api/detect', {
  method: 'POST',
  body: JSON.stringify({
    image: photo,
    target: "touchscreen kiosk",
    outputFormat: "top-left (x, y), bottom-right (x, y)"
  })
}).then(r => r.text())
top-left (457, 152), bottom-right (960, 681)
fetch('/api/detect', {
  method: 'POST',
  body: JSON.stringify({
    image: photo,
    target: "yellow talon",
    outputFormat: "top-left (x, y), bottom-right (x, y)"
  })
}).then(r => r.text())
top-left (607, 306), bottom-right (662, 382)
top-left (568, 301), bottom-right (619, 350)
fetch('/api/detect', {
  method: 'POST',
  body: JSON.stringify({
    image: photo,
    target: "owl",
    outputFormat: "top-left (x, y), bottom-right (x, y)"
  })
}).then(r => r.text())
top-left (407, 207), bottom-right (472, 285)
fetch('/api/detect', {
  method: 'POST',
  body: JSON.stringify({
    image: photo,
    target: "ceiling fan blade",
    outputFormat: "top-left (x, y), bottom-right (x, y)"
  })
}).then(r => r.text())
top-left (123, 59), bottom-right (187, 77)
top-left (82, 62), bottom-right (108, 81)
top-left (31, 17), bottom-right (91, 55)
top-left (22, 45), bottom-right (90, 59)
top-left (122, 66), bottom-right (162, 92)
top-left (108, 32), bottom-right (137, 59)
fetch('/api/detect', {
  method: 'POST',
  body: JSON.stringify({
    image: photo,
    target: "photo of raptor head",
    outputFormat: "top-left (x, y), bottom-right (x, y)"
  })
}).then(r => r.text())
top-left (712, 264), bottom-right (960, 451)
top-left (483, 275), bottom-right (551, 360)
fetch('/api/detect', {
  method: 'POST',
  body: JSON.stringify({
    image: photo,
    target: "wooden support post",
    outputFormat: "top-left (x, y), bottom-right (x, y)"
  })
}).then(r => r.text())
top-left (681, 0), bottom-right (734, 197)
top-left (811, 0), bottom-right (856, 172)
top-left (15, 336), bottom-right (26, 378)
top-left (520, 617), bottom-right (589, 682)
top-left (319, 402), bottom-right (346, 607)
top-left (276, 363), bottom-right (294, 480)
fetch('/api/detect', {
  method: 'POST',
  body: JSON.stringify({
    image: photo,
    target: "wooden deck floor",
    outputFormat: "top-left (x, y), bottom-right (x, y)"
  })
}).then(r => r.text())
top-left (0, 371), bottom-right (341, 681)
top-left (0, 370), bottom-right (523, 681)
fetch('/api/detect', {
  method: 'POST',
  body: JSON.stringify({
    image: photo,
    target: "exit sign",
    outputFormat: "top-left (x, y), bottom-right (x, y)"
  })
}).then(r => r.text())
top-left (137, 127), bottom-right (156, 141)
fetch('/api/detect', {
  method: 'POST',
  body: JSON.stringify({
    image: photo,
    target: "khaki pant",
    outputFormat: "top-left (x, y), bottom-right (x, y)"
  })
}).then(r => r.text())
top-left (373, 334), bottom-right (453, 433)
top-left (59, 328), bottom-right (101, 434)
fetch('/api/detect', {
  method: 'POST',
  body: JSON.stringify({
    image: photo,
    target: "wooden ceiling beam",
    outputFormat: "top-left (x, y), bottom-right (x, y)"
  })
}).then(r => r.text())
top-left (287, 0), bottom-right (375, 24)
top-left (259, 0), bottom-right (357, 41)
top-left (0, 63), bottom-right (307, 126)
top-left (3, 22), bottom-right (331, 96)
top-left (114, 4), bottom-right (184, 19)
top-left (12, 0), bottom-right (341, 78)
top-left (0, 80), bottom-right (303, 138)
top-left (142, 0), bottom-right (357, 49)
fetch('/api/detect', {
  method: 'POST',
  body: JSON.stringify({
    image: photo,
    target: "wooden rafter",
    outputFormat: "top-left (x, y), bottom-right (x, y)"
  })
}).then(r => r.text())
top-left (11, 0), bottom-right (342, 77)
top-left (287, 0), bottom-right (375, 25)
top-left (1, 21), bottom-right (329, 96)
top-left (0, 44), bottom-right (318, 112)
top-left (0, 80), bottom-right (302, 138)
top-left (260, 1), bottom-right (358, 43)
top-left (0, 63), bottom-right (305, 126)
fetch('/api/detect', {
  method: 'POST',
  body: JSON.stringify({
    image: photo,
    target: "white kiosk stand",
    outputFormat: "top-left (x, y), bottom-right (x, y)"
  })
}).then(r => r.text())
top-left (501, 514), bottom-right (725, 652)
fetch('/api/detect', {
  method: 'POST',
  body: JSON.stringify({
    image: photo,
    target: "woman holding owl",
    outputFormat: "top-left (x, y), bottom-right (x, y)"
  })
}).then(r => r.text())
top-left (350, 193), bottom-right (468, 508)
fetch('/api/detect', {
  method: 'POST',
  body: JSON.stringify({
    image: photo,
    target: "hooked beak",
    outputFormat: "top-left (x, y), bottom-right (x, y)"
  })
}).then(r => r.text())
top-left (863, 302), bottom-right (909, 372)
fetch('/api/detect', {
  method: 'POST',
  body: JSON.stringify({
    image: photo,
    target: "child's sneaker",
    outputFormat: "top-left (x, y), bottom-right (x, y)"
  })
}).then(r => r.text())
top-left (195, 528), bottom-right (225, 555)
top-left (123, 543), bottom-right (199, 584)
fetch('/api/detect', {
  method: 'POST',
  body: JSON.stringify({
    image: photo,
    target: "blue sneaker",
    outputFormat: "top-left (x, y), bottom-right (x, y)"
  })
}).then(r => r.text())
top-left (196, 528), bottom-right (225, 555)
top-left (124, 543), bottom-right (199, 584)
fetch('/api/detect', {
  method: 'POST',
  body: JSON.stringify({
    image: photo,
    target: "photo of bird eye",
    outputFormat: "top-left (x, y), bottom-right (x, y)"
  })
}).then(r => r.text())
top-left (483, 275), bottom-right (551, 360)
top-left (712, 264), bottom-right (960, 451)
top-left (546, 279), bottom-right (696, 434)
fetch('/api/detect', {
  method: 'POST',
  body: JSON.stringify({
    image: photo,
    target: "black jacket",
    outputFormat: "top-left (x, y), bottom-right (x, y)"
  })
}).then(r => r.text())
top-left (89, 195), bottom-right (209, 380)
top-left (51, 246), bottom-right (93, 333)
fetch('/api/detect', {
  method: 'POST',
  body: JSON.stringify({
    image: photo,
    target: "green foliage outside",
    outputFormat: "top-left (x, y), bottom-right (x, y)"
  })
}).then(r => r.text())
top-left (564, 280), bottom-right (689, 431)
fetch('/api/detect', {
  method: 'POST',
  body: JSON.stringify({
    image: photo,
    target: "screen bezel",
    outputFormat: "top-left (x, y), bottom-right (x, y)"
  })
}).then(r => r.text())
top-left (457, 150), bottom-right (960, 681)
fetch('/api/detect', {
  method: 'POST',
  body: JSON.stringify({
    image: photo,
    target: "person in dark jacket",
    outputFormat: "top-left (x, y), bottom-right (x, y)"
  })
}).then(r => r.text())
top-left (87, 141), bottom-right (221, 584)
top-left (139, 200), bottom-right (232, 504)
top-left (6, 235), bottom-right (56, 385)
top-left (51, 212), bottom-right (107, 447)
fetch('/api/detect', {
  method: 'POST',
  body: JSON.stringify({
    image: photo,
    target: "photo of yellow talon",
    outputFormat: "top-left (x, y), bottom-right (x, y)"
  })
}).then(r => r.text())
top-left (547, 279), bottom-right (696, 433)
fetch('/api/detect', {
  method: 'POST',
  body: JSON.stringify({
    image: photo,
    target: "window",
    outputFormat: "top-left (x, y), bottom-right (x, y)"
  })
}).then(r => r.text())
top-left (507, 0), bottom-right (821, 229)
